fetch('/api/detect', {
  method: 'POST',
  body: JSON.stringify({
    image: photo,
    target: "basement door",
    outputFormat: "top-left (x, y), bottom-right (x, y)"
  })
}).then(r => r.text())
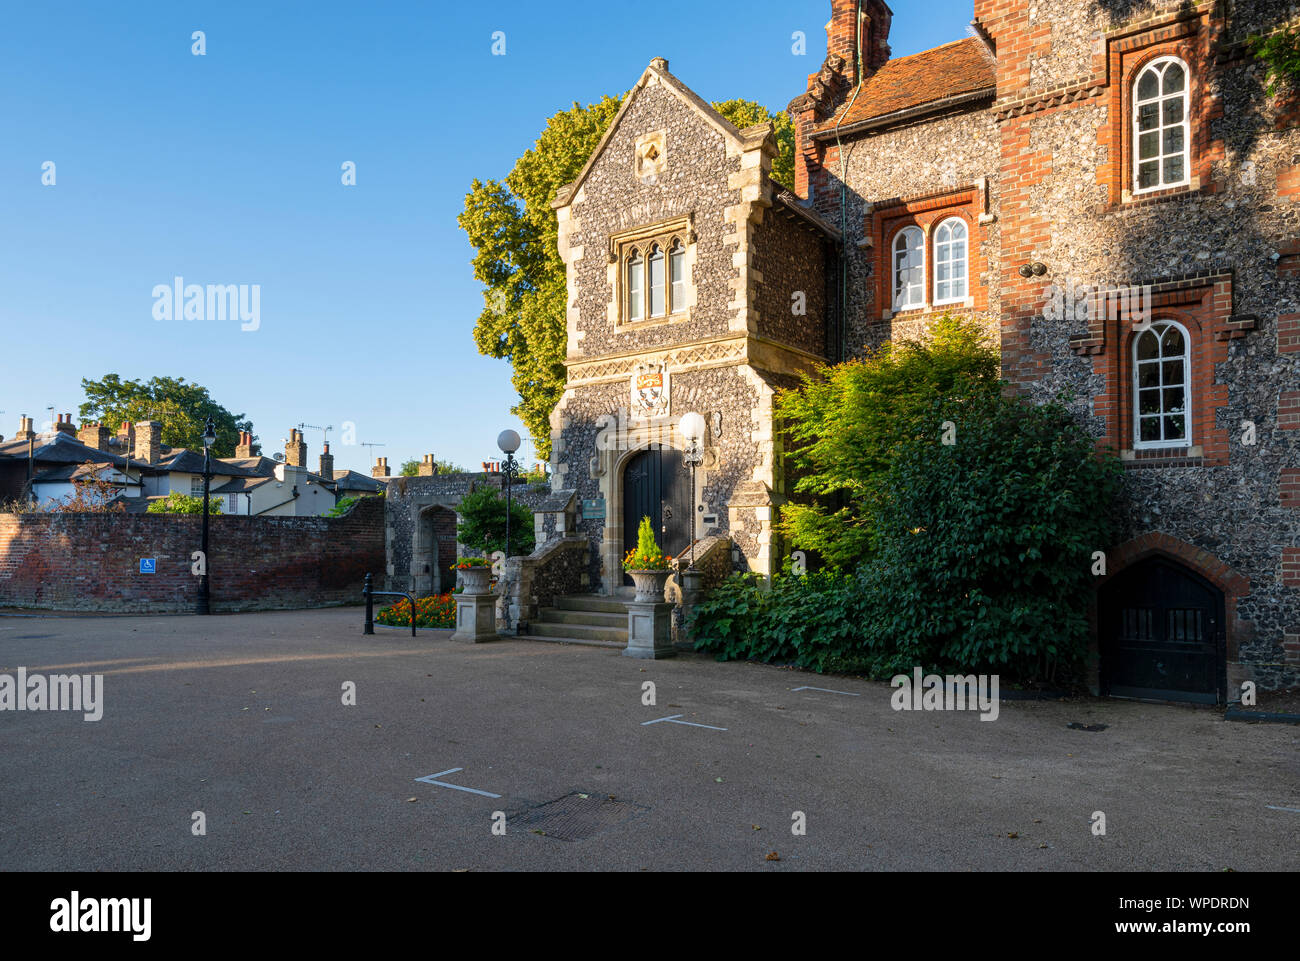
top-left (621, 447), bottom-right (691, 585)
top-left (1098, 556), bottom-right (1226, 704)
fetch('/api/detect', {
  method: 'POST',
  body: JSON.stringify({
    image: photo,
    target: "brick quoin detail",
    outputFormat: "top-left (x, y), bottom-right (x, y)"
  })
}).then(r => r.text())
top-left (0, 496), bottom-right (384, 613)
top-left (1284, 548), bottom-right (1300, 588)
top-left (1280, 392), bottom-right (1300, 430)
top-left (1284, 631), bottom-right (1300, 666)
top-left (1281, 469), bottom-right (1300, 509)
top-left (1279, 313), bottom-right (1300, 353)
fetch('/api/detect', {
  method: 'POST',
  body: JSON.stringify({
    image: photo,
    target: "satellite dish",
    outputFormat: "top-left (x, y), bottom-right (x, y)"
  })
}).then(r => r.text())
top-left (273, 452), bottom-right (285, 462)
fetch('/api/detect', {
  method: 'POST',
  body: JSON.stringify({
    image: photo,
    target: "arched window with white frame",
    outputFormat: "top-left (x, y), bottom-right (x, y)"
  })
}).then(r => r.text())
top-left (933, 217), bottom-right (968, 305)
top-left (1133, 56), bottom-right (1190, 194)
top-left (893, 226), bottom-right (924, 311)
top-left (1133, 320), bottom-right (1191, 448)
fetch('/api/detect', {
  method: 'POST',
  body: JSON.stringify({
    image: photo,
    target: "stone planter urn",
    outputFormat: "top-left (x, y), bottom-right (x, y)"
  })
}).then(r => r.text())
top-left (628, 569), bottom-right (671, 603)
top-left (624, 569), bottom-right (674, 660)
top-left (457, 566), bottom-right (493, 596)
top-left (452, 566), bottom-right (498, 644)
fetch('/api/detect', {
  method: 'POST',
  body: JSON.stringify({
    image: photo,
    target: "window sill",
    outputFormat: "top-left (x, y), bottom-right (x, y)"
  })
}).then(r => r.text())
top-left (618, 312), bottom-right (691, 332)
top-left (1114, 177), bottom-right (1205, 210)
top-left (1121, 445), bottom-right (1203, 468)
top-left (882, 302), bottom-right (977, 321)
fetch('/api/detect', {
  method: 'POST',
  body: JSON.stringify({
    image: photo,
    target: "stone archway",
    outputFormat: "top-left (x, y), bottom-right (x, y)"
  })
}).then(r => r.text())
top-left (412, 505), bottom-right (458, 596)
top-left (1091, 532), bottom-right (1251, 700)
top-left (593, 421), bottom-right (708, 595)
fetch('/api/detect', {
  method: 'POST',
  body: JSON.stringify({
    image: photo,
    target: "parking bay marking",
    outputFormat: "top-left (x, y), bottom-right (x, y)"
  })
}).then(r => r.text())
top-left (791, 686), bottom-right (860, 697)
top-left (1265, 805), bottom-right (1300, 814)
top-left (642, 714), bottom-right (728, 731)
top-left (415, 767), bottom-right (502, 798)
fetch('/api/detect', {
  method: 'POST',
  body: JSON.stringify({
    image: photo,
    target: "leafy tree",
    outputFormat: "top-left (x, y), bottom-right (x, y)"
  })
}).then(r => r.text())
top-left (455, 483), bottom-right (535, 557)
top-left (78, 375), bottom-right (256, 459)
top-left (775, 316), bottom-right (1001, 568)
top-left (460, 96), bottom-right (795, 459)
top-left (55, 476), bottom-right (126, 514)
top-left (146, 491), bottom-right (221, 514)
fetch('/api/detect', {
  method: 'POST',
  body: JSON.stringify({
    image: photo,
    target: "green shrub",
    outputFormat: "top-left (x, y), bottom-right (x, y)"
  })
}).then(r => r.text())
top-left (147, 491), bottom-right (221, 514)
top-left (690, 569), bottom-right (890, 673)
top-left (691, 391), bottom-right (1121, 686)
top-left (327, 496), bottom-right (358, 517)
top-left (857, 390), bottom-right (1122, 684)
top-left (775, 315), bottom-right (1000, 569)
top-left (456, 483), bottom-right (535, 556)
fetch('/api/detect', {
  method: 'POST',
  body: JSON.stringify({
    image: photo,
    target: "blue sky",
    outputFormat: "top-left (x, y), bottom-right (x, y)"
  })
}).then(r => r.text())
top-left (0, 0), bottom-right (975, 474)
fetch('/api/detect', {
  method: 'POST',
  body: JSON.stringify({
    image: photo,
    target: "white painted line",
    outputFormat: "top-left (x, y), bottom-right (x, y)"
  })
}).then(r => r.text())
top-left (792, 686), bottom-right (861, 697)
top-left (668, 719), bottom-right (728, 730)
top-left (641, 715), bottom-right (684, 726)
top-left (415, 767), bottom-right (502, 799)
top-left (1265, 805), bottom-right (1300, 813)
top-left (642, 714), bottom-right (727, 731)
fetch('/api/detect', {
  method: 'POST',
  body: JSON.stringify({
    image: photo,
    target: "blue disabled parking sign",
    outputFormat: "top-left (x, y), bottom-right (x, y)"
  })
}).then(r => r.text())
top-left (139, 558), bottom-right (156, 574)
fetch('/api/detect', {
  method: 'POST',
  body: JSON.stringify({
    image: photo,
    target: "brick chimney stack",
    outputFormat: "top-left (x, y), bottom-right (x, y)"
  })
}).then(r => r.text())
top-left (285, 428), bottom-right (307, 467)
top-left (54, 413), bottom-right (76, 436)
top-left (135, 421), bottom-right (162, 465)
top-left (14, 416), bottom-right (35, 442)
top-left (319, 442), bottom-right (335, 478)
top-left (788, 0), bottom-right (893, 201)
top-left (371, 456), bottom-right (390, 478)
top-left (78, 422), bottom-right (111, 451)
top-left (115, 421), bottom-right (135, 455)
top-left (417, 454), bottom-right (436, 476)
top-left (235, 430), bottom-right (255, 458)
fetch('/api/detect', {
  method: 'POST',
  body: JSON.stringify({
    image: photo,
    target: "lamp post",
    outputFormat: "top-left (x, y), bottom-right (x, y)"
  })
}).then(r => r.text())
top-left (496, 429), bottom-right (522, 560)
top-left (679, 412), bottom-right (706, 570)
top-left (196, 418), bottom-right (216, 615)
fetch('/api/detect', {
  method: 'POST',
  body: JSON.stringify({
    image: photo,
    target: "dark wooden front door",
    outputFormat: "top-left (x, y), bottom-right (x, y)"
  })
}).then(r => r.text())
top-left (1099, 557), bottom-right (1225, 704)
top-left (622, 447), bottom-right (691, 584)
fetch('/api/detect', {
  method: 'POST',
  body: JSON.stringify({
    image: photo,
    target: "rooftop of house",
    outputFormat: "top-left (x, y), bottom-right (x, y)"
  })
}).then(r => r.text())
top-left (0, 431), bottom-right (152, 470)
top-left (332, 470), bottom-right (386, 493)
top-left (210, 475), bottom-right (274, 494)
top-left (816, 36), bottom-right (997, 137)
top-left (31, 461), bottom-right (144, 484)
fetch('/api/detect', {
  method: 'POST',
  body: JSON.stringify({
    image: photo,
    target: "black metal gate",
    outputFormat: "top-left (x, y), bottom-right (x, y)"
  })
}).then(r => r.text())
top-left (1099, 556), bottom-right (1226, 704)
top-left (622, 447), bottom-right (691, 584)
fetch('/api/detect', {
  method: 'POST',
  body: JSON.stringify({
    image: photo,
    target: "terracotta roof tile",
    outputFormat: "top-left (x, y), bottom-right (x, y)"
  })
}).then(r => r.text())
top-left (819, 37), bottom-right (996, 133)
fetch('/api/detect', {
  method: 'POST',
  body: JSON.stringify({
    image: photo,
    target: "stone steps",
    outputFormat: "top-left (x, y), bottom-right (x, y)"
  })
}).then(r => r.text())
top-left (553, 594), bottom-right (629, 615)
top-left (530, 594), bottom-right (629, 644)
top-left (528, 620), bottom-right (628, 643)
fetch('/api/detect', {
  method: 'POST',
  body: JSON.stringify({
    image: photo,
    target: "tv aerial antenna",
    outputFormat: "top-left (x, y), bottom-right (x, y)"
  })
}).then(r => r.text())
top-left (298, 422), bottom-right (333, 445)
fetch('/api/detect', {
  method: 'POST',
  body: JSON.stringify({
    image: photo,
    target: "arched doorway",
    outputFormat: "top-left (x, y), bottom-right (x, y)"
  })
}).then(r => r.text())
top-left (621, 446), bottom-right (692, 584)
top-left (414, 506), bottom-right (458, 596)
top-left (1098, 556), bottom-right (1226, 704)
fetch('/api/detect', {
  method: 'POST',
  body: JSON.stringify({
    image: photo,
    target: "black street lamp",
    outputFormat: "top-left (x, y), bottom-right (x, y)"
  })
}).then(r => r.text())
top-left (680, 412), bottom-right (706, 570)
top-left (496, 429), bottom-right (522, 559)
top-left (196, 417), bottom-right (216, 615)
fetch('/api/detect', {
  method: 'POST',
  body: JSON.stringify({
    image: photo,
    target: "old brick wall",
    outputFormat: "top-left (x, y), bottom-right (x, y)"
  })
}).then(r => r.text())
top-left (0, 495), bottom-right (384, 613)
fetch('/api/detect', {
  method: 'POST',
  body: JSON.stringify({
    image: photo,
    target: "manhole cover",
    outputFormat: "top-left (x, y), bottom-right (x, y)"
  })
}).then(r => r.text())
top-left (509, 792), bottom-right (645, 842)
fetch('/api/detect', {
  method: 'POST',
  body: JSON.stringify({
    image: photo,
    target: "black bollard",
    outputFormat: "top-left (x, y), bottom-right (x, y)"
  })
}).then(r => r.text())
top-left (363, 573), bottom-right (374, 635)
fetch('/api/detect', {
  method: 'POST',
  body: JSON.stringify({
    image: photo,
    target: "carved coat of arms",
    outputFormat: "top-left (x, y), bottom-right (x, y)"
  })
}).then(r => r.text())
top-left (631, 360), bottom-right (670, 417)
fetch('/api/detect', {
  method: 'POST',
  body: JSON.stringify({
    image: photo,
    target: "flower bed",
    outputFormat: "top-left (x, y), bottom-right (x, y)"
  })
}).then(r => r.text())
top-left (376, 593), bottom-right (456, 629)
